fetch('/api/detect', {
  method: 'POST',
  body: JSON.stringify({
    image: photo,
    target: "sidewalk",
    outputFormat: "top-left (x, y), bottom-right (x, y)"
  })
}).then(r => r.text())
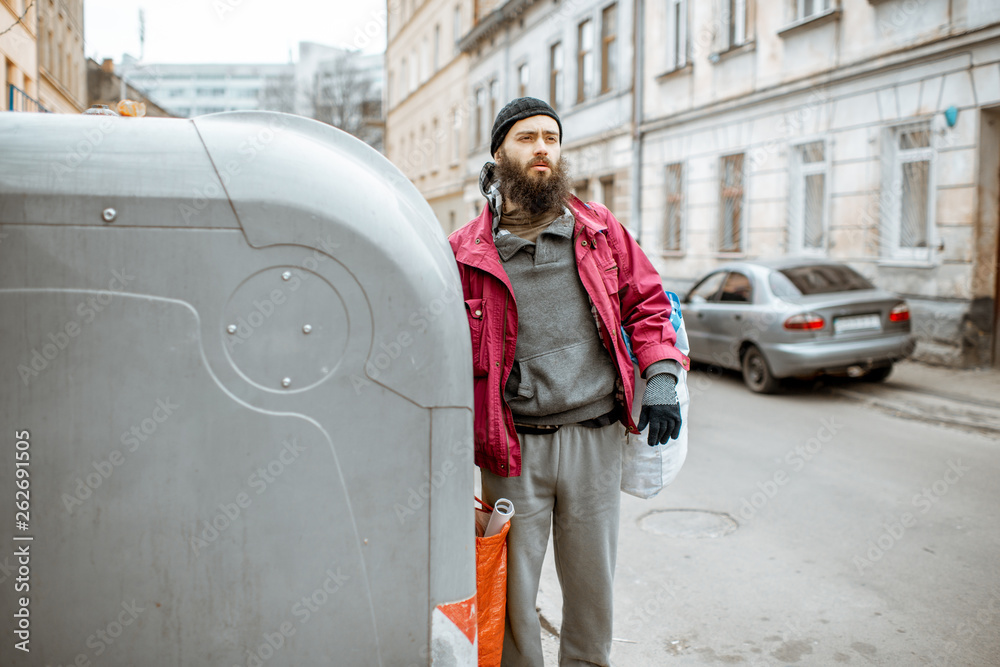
top-left (825, 359), bottom-right (1000, 435)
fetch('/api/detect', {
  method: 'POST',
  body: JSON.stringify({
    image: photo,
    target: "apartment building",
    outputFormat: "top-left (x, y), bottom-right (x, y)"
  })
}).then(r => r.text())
top-left (130, 60), bottom-right (296, 118)
top-left (1, 0), bottom-right (39, 111)
top-left (459, 0), bottom-right (636, 226)
top-left (37, 0), bottom-right (85, 113)
top-left (2, 0), bottom-right (84, 113)
top-left (638, 0), bottom-right (1000, 367)
top-left (385, 0), bottom-right (475, 234)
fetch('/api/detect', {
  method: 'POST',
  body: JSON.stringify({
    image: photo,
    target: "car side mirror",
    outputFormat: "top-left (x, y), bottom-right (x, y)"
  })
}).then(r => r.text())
top-left (687, 294), bottom-right (706, 305)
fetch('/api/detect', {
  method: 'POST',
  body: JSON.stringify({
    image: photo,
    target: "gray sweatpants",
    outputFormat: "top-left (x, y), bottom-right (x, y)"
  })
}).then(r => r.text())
top-left (481, 422), bottom-right (624, 667)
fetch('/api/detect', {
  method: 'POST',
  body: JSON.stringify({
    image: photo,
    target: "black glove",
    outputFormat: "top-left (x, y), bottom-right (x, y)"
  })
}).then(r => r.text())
top-left (636, 373), bottom-right (682, 446)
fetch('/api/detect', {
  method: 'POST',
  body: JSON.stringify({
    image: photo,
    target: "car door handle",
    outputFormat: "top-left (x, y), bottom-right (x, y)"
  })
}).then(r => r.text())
top-left (697, 312), bottom-right (705, 319)
top-left (733, 314), bottom-right (742, 320)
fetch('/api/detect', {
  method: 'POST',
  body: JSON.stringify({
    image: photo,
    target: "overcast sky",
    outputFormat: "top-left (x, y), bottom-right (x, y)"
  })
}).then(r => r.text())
top-left (84, 0), bottom-right (387, 64)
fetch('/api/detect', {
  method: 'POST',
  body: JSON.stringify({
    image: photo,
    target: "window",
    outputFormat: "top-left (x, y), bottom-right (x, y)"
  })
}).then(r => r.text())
top-left (795, 0), bottom-right (831, 21)
top-left (663, 162), bottom-right (684, 252)
top-left (600, 175), bottom-right (615, 205)
top-left (883, 123), bottom-right (934, 259)
top-left (400, 58), bottom-right (408, 99)
top-left (432, 118), bottom-right (440, 171)
top-left (666, 0), bottom-right (688, 71)
top-left (434, 25), bottom-right (441, 72)
top-left (688, 271), bottom-right (727, 302)
top-left (196, 87), bottom-right (225, 96)
top-left (719, 272), bottom-right (752, 303)
top-left (789, 141), bottom-right (828, 253)
top-left (550, 42), bottom-right (564, 110)
top-left (453, 5), bottom-right (462, 47)
top-left (575, 179), bottom-right (591, 202)
top-left (475, 86), bottom-right (486, 147)
top-left (489, 79), bottom-right (499, 127)
top-left (577, 19), bottom-right (593, 103)
top-left (719, 153), bottom-right (745, 253)
top-left (778, 264), bottom-right (874, 295)
top-left (601, 4), bottom-right (617, 94)
top-left (410, 48), bottom-right (418, 91)
top-left (452, 108), bottom-right (461, 162)
top-left (518, 63), bottom-right (529, 98)
top-left (723, 0), bottom-right (749, 50)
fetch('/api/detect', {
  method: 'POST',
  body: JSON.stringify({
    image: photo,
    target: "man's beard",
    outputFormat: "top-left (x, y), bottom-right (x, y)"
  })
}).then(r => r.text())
top-left (495, 149), bottom-right (571, 216)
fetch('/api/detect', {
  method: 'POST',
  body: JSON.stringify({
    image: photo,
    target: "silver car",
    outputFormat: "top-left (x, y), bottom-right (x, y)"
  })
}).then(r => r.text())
top-left (682, 259), bottom-right (916, 393)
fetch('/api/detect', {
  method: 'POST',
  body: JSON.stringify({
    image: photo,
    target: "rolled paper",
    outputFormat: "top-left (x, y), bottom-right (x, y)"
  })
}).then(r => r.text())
top-left (484, 498), bottom-right (515, 538)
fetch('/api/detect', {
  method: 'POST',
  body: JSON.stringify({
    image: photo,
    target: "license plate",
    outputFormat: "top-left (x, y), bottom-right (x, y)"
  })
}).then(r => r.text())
top-left (834, 314), bottom-right (882, 334)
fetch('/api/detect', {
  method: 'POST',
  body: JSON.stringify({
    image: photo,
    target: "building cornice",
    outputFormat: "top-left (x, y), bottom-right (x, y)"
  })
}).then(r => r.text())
top-left (458, 0), bottom-right (541, 53)
top-left (641, 23), bottom-right (1000, 135)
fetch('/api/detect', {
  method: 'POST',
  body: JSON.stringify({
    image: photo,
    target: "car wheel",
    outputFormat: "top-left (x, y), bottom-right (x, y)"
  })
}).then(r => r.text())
top-left (741, 345), bottom-right (780, 394)
top-left (861, 364), bottom-right (893, 383)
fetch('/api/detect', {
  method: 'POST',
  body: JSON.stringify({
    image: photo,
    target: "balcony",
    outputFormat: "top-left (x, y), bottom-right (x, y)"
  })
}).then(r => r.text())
top-left (7, 84), bottom-right (50, 113)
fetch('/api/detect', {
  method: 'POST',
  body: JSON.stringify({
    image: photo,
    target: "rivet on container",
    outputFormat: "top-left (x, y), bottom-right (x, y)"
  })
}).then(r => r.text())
top-left (302, 324), bottom-right (313, 334)
top-left (226, 324), bottom-right (237, 334)
top-left (281, 377), bottom-right (292, 388)
top-left (102, 208), bottom-right (117, 223)
top-left (282, 271), bottom-right (292, 281)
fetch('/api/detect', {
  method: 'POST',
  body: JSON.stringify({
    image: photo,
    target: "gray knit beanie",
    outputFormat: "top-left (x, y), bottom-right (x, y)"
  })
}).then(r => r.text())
top-left (490, 97), bottom-right (562, 157)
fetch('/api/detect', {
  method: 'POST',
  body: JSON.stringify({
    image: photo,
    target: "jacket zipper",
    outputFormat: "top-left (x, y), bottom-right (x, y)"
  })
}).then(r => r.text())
top-left (499, 290), bottom-right (511, 473)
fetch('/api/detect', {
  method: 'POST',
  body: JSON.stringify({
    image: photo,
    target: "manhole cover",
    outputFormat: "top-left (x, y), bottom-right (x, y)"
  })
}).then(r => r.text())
top-left (639, 510), bottom-right (738, 538)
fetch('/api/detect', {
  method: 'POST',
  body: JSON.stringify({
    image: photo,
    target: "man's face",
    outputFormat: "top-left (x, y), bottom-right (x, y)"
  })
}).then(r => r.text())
top-left (496, 115), bottom-right (561, 178)
top-left (494, 115), bottom-right (570, 215)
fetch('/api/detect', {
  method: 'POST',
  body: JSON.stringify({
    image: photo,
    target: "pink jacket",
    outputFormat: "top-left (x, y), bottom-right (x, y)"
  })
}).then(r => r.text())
top-left (449, 195), bottom-right (689, 477)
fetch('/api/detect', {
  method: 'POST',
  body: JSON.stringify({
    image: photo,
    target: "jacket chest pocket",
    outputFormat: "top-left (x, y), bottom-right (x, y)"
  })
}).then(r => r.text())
top-left (465, 298), bottom-right (489, 377)
top-left (600, 264), bottom-right (620, 298)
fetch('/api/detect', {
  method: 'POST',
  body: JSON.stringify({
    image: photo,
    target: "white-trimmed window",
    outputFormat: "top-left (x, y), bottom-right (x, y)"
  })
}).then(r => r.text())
top-left (666, 0), bottom-right (689, 71)
top-left (577, 19), bottom-right (594, 103)
top-left (789, 140), bottom-right (828, 253)
top-left (550, 42), bottom-right (564, 110)
top-left (663, 162), bottom-right (685, 252)
top-left (719, 153), bottom-right (745, 253)
top-left (489, 79), bottom-right (500, 126)
top-left (475, 86), bottom-right (485, 148)
top-left (882, 122), bottom-right (935, 261)
top-left (721, 0), bottom-right (750, 51)
top-left (518, 62), bottom-right (529, 98)
top-left (600, 3), bottom-right (617, 94)
top-left (451, 107), bottom-right (461, 162)
top-left (795, 0), bottom-right (831, 21)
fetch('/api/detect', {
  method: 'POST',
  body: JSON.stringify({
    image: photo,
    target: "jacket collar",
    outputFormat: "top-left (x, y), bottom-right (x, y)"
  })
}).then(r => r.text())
top-left (454, 195), bottom-right (607, 269)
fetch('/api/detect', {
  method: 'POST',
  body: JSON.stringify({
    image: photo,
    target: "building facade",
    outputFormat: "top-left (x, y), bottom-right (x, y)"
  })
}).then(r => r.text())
top-left (128, 60), bottom-right (296, 119)
top-left (459, 0), bottom-right (636, 227)
top-left (638, 0), bottom-right (1000, 367)
top-left (37, 0), bottom-right (85, 113)
top-left (1, 0), bottom-right (40, 111)
top-left (386, 0), bottom-right (475, 234)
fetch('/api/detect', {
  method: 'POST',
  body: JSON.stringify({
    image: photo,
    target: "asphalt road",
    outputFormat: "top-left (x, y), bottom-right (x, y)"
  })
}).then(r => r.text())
top-left (536, 367), bottom-right (1000, 666)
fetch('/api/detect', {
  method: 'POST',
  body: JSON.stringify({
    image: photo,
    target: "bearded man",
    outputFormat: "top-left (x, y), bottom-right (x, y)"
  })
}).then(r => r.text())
top-left (448, 97), bottom-right (688, 667)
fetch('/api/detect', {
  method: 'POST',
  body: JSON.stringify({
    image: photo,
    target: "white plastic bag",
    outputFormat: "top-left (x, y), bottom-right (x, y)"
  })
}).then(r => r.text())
top-left (620, 292), bottom-right (690, 499)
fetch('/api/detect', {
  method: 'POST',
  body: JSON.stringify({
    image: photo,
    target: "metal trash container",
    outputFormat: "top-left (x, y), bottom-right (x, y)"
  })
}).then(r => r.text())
top-left (0, 111), bottom-right (475, 666)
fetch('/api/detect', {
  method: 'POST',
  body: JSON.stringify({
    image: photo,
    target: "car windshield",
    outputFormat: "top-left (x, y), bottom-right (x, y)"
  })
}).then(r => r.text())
top-left (776, 265), bottom-right (875, 295)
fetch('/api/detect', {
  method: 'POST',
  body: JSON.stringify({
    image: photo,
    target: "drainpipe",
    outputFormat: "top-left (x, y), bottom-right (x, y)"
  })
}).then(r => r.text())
top-left (630, 0), bottom-right (645, 243)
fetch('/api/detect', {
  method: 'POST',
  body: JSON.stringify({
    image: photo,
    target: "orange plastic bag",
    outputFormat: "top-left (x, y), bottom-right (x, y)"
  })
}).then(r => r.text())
top-left (475, 497), bottom-right (509, 667)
